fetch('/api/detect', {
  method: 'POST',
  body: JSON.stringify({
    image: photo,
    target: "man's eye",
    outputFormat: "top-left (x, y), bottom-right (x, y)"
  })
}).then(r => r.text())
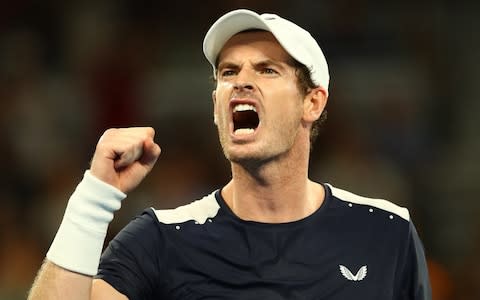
top-left (221, 70), bottom-right (236, 77)
top-left (261, 68), bottom-right (278, 74)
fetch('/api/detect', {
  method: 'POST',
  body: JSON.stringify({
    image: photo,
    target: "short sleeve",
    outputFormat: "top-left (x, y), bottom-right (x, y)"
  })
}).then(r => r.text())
top-left (397, 221), bottom-right (432, 299)
top-left (95, 209), bottom-right (166, 299)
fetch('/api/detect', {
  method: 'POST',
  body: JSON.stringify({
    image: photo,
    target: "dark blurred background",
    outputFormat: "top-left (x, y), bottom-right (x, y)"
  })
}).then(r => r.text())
top-left (1, 0), bottom-right (479, 299)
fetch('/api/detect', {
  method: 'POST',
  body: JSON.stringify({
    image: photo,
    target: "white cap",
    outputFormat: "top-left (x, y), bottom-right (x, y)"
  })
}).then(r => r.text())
top-left (203, 9), bottom-right (329, 93)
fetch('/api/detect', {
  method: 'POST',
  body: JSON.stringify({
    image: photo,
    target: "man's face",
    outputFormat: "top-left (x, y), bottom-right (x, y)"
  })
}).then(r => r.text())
top-left (213, 31), bottom-right (306, 165)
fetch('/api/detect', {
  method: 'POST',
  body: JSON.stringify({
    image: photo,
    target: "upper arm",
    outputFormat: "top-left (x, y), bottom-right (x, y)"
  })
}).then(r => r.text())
top-left (400, 221), bottom-right (432, 300)
top-left (96, 210), bottom-right (165, 298)
top-left (91, 279), bottom-right (128, 300)
top-left (410, 223), bottom-right (432, 299)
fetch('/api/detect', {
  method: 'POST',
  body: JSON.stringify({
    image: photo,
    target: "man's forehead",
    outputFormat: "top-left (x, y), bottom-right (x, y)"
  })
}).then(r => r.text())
top-left (217, 31), bottom-right (292, 65)
top-left (223, 30), bottom-right (279, 48)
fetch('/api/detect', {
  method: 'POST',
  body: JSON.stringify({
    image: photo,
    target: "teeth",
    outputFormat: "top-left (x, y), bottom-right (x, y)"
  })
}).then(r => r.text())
top-left (233, 104), bottom-right (256, 113)
top-left (234, 128), bottom-right (255, 135)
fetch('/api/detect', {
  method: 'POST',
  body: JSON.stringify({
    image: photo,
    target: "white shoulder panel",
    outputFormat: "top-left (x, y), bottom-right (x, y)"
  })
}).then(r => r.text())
top-left (327, 184), bottom-right (410, 221)
top-left (152, 191), bottom-right (220, 225)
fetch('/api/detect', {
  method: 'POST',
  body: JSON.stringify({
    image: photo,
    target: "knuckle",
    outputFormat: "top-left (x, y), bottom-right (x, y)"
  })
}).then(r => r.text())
top-left (145, 127), bottom-right (155, 138)
top-left (100, 128), bottom-right (118, 141)
top-left (104, 128), bottom-right (117, 136)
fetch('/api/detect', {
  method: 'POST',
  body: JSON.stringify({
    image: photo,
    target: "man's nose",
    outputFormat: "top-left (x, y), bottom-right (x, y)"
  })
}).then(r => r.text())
top-left (233, 69), bottom-right (255, 91)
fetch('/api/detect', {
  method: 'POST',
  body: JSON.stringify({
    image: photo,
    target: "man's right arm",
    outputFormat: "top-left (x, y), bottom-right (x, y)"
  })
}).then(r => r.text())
top-left (28, 260), bottom-right (126, 300)
top-left (27, 127), bottom-right (161, 300)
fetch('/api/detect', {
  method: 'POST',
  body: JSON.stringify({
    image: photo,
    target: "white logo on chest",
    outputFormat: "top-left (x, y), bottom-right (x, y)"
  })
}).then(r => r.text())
top-left (339, 265), bottom-right (367, 281)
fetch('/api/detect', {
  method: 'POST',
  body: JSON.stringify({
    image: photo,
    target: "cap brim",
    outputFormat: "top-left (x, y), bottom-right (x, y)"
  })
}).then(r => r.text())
top-left (203, 9), bottom-right (270, 67)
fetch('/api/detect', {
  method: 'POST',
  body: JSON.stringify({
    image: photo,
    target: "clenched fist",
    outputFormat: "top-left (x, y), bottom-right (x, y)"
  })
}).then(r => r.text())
top-left (90, 127), bottom-right (161, 193)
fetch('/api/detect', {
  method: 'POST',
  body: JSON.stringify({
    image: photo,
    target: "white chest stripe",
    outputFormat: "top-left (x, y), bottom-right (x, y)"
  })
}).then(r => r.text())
top-left (327, 184), bottom-right (410, 221)
top-left (152, 191), bottom-right (220, 225)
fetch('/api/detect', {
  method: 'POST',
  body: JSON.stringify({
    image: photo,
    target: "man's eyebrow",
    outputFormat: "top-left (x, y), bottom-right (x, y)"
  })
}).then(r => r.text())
top-left (217, 59), bottom-right (289, 71)
top-left (254, 59), bottom-right (286, 69)
top-left (253, 59), bottom-right (294, 73)
top-left (217, 61), bottom-right (239, 70)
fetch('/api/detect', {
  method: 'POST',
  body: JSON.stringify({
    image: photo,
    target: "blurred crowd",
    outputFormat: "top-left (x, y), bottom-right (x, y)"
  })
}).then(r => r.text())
top-left (1, 1), bottom-right (479, 299)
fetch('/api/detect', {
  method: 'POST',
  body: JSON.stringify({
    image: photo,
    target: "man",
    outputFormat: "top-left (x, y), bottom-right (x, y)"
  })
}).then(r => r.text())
top-left (28, 9), bottom-right (431, 299)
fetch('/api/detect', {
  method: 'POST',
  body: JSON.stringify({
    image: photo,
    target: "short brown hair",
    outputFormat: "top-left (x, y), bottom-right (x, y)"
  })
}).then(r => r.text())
top-left (291, 60), bottom-right (327, 147)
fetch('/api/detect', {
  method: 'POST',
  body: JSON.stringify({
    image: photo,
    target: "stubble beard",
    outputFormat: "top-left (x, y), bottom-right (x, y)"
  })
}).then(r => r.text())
top-left (217, 123), bottom-right (299, 171)
top-left (217, 126), bottom-right (268, 169)
top-left (215, 95), bottom-right (304, 172)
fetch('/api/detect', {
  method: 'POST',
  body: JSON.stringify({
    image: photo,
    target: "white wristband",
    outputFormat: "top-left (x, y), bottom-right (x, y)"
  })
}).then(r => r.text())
top-left (46, 170), bottom-right (126, 276)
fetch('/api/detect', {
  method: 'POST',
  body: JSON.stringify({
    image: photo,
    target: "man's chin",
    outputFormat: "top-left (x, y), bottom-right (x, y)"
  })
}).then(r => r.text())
top-left (225, 150), bottom-right (277, 168)
top-left (225, 151), bottom-right (261, 164)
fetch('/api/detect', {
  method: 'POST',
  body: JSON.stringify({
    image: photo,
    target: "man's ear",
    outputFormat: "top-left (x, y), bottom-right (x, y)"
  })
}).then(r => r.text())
top-left (212, 90), bottom-right (218, 125)
top-left (303, 87), bottom-right (328, 123)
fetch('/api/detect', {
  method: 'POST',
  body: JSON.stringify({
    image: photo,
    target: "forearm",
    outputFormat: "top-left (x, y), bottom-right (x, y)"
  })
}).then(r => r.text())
top-left (28, 259), bottom-right (92, 300)
top-left (27, 128), bottom-right (158, 299)
top-left (28, 171), bottom-right (126, 299)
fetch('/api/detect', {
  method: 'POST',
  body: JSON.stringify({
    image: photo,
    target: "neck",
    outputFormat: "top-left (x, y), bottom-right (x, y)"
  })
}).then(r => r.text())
top-left (222, 142), bottom-right (324, 223)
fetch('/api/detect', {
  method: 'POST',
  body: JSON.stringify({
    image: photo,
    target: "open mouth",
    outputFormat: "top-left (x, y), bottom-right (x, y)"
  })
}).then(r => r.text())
top-left (233, 104), bottom-right (259, 135)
